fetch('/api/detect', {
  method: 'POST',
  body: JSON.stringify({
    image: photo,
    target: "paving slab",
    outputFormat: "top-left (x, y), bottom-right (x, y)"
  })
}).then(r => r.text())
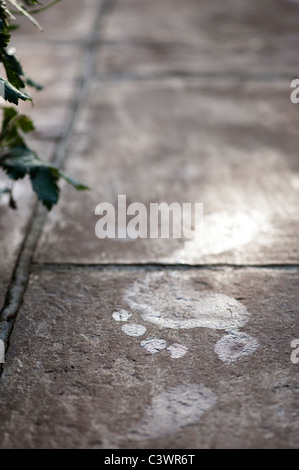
top-left (98, 41), bottom-right (299, 80)
top-left (103, 0), bottom-right (299, 43)
top-left (98, 0), bottom-right (299, 77)
top-left (0, 268), bottom-right (298, 448)
top-left (15, 41), bottom-right (83, 143)
top-left (35, 79), bottom-right (299, 265)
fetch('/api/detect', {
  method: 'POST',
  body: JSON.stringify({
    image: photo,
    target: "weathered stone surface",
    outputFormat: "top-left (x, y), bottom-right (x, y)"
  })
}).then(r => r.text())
top-left (0, 269), bottom-right (298, 448)
top-left (14, 0), bottom-right (99, 42)
top-left (35, 79), bottom-right (299, 264)
top-left (15, 41), bottom-right (82, 142)
top-left (104, 0), bottom-right (299, 43)
top-left (99, 0), bottom-right (299, 76)
top-left (99, 42), bottom-right (299, 80)
top-left (1, 0), bottom-right (298, 452)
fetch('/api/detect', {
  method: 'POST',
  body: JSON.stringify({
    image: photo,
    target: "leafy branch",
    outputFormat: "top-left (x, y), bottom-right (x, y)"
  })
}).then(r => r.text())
top-left (0, 0), bottom-right (88, 209)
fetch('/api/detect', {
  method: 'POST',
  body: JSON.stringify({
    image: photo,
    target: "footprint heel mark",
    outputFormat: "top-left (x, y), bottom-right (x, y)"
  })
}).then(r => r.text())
top-left (128, 383), bottom-right (218, 440)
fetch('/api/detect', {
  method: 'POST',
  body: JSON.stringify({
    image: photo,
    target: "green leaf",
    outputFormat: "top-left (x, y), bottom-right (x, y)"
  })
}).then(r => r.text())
top-left (25, 76), bottom-right (43, 91)
top-left (16, 114), bottom-right (35, 133)
top-left (0, 48), bottom-right (43, 91)
top-left (0, 107), bottom-right (34, 147)
top-left (7, 0), bottom-right (43, 31)
top-left (0, 0), bottom-right (88, 211)
top-left (59, 170), bottom-right (90, 191)
top-left (22, 1), bottom-right (41, 5)
top-left (30, 166), bottom-right (59, 210)
top-left (0, 146), bottom-right (31, 178)
top-left (0, 18), bottom-right (11, 48)
top-left (0, 146), bottom-right (89, 209)
top-left (1, 106), bottom-right (18, 131)
top-left (0, 76), bottom-right (32, 104)
top-left (0, 49), bottom-right (25, 89)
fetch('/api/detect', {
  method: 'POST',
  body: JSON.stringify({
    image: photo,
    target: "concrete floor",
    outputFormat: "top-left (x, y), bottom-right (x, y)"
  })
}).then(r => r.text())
top-left (0, 0), bottom-right (298, 449)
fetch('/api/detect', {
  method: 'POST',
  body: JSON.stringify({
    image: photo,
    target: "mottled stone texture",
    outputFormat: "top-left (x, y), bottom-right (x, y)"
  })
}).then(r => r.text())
top-left (35, 80), bottom-right (299, 264)
top-left (0, 0), bottom-right (299, 450)
top-left (0, 270), bottom-right (298, 449)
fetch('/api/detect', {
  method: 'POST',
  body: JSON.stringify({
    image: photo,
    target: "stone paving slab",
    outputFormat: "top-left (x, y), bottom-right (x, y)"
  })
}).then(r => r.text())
top-left (99, 0), bottom-right (299, 77)
top-left (98, 41), bottom-right (299, 80)
top-left (0, 268), bottom-right (298, 448)
top-left (35, 79), bottom-right (299, 265)
top-left (104, 0), bottom-right (299, 44)
top-left (15, 41), bottom-right (83, 142)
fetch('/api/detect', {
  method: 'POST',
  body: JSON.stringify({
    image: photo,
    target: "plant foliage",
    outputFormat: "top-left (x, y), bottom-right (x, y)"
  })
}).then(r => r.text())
top-left (0, 0), bottom-right (88, 209)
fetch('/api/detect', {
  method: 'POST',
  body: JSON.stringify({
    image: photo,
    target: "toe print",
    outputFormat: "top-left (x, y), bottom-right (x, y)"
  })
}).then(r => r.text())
top-left (141, 338), bottom-right (167, 354)
top-left (113, 272), bottom-right (259, 363)
top-left (121, 323), bottom-right (147, 337)
top-left (167, 343), bottom-right (188, 359)
top-left (112, 310), bottom-right (132, 322)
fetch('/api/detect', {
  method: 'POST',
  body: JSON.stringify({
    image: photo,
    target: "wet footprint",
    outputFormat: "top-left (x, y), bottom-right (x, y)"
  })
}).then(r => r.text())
top-left (112, 309), bottom-right (188, 359)
top-left (128, 383), bottom-right (218, 440)
top-left (141, 338), bottom-right (188, 359)
top-left (112, 272), bottom-right (260, 363)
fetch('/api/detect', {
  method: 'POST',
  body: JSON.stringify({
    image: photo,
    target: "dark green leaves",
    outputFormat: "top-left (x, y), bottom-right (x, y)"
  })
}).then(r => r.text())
top-left (0, 2), bottom-right (88, 211)
top-left (0, 77), bottom-right (32, 104)
top-left (30, 166), bottom-right (59, 210)
top-left (0, 145), bottom-right (89, 210)
top-left (0, 108), bottom-right (89, 210)
top-left (0, 106), bottom-right (34, 146)
top-left (1, 49), bottom-right (25, 88)
top-left (0, 1), bottom-right (40, 105)
top-left (0, 18), bottom-right (11, 47)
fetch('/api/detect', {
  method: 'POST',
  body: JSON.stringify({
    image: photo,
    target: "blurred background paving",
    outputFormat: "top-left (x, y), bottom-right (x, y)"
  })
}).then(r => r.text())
top-left (0, 0), bottom-right (299, 449)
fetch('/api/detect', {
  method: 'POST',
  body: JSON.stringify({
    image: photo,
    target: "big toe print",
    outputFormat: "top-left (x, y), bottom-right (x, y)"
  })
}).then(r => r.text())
top-left (114, 272), bottom-right (259, 363)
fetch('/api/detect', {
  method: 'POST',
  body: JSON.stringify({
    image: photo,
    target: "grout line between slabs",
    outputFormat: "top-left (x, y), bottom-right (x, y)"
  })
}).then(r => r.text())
top-left (95, 71), bottom-right (296, 83)
top-left (0, 0), bottom-right (115, 374)
top-left (30, 262), bottom-right (299, 274)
